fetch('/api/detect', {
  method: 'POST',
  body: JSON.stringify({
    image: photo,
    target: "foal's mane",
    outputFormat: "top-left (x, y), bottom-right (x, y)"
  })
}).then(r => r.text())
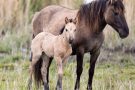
top-left (77, 0), bottom-right (125, 30)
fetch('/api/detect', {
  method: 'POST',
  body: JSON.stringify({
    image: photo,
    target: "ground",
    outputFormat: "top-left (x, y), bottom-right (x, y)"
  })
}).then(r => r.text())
top-left (0, 52), bottom-right (135, 90)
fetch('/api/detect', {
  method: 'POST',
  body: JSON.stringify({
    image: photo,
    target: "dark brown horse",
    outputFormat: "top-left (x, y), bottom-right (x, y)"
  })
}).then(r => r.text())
top-left (31, 0), bottom-right (129, 90)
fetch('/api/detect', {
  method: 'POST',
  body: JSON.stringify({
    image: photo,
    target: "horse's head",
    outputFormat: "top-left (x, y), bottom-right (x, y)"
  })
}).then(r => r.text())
top-left (104, 0), bottom-right (129, 38)
top-left (64, 17), bottom-right (77, 44)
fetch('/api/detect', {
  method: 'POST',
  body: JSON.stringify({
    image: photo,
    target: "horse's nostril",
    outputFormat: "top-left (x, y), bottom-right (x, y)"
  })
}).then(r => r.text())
top-left (126, 27), bottom-right (129, 35)
top-left (119, 26), bottom-right (129, 39)
top-left (120, 31), bottom-right (129, 39)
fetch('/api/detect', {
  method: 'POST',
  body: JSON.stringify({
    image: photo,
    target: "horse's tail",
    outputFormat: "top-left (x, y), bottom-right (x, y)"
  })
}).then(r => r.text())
top-left (33, 55), bottom-right (43, 88)
top-left (29, 34), bottom-right (35, 62)
top-left (29, 52), bottom-right (32, 62)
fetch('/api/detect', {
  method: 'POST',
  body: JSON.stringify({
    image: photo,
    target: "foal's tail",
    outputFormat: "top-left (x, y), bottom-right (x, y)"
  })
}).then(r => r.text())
top-left (28, 52), bottom-right (43, 89)
top-left (33, 56), bottom-right (43, 88)
top-left (30, 34), bottom-right (43, 88)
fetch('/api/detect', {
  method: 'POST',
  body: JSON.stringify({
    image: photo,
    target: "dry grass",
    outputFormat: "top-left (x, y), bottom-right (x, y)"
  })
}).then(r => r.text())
top-left (0, 54), bottom-right (135, 90)
top-left (0, 0), bottom-right (30, 32)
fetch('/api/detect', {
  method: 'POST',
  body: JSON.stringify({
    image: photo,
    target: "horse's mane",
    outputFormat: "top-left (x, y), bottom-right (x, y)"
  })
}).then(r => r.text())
top-left (77, 0), bottom-right (125, 29)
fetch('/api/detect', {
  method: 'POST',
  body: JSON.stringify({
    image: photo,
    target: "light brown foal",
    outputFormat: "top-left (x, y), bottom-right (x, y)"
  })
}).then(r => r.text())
top-left (29, 17), bottom-right (77, 90)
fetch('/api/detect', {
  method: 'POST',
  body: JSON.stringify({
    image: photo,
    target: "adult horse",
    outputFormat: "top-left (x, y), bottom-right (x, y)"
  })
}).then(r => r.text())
top-left (32, 0), bottom-right (129, 90)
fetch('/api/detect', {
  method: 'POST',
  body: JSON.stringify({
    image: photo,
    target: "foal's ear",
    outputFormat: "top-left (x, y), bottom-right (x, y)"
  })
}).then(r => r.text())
top-left (65, 17), bottom-right (69, 24)
top-left (73, 18), bottom-right (77, 24)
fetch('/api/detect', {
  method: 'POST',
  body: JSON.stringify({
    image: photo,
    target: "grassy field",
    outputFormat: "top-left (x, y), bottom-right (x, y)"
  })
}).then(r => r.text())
top-left (0, 52), bottom-right (135, 90)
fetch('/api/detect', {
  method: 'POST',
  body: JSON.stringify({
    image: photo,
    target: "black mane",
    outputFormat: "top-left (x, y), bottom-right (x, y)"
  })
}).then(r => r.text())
top-left (77, 0), bottom-right (125, 29)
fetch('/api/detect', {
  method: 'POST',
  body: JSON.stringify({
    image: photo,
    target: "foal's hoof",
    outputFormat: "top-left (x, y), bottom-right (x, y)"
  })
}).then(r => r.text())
top-left (87, 86), bottom-right (92, 90)
top-left (44, 83), bottom-right (49, 90)
top-left (45, 86), bottom-right (49, 90)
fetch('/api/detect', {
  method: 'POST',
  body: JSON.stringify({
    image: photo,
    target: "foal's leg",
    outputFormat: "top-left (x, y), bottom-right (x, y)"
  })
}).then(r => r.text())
top-left (75, 49), bottom-right (84, 90)
top-left (47, 57), bottom-right (53, 83)
top-left (55, 56), bottom-right (63, 90)
top-left (41, 55), bottom-right (50, 90)
top-left (87, 50), bottom-right (100, 90)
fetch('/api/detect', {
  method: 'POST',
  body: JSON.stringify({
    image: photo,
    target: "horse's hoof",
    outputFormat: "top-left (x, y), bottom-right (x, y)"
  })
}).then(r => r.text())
top-left (55, 87), bottom-right (62, 90)
top-left (74, 84), bottom-right (80, 90)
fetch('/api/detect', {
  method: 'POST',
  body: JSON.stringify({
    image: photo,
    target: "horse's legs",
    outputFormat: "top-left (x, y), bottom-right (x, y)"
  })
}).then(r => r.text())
top-left (55, 57), bottom-right (63, 90)
top-left (28, 63), bottom-right (33, 90)
top-left (41, 55), bottom-right (50, 90)
top-left (87, 50), bottom-right (100, 90)
top-left (47, 57), bottom-right (53, 83)
top-left (75, 50), bottom-right (84, 90)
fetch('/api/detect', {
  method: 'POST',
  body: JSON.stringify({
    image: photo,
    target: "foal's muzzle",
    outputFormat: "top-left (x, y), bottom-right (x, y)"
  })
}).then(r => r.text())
top-left (69, 39), bottom-right (73, 44)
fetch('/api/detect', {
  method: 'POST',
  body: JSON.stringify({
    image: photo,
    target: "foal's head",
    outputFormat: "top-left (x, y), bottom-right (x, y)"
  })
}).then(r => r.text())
top-left (104, 0), bottom-right (129, 38)
top-left (63, 17), bottom-right (77, 44)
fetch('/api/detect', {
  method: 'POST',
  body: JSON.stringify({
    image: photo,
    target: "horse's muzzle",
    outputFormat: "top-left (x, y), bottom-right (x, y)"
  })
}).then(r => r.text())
top-left (119, 28), bottom-right (129, 39)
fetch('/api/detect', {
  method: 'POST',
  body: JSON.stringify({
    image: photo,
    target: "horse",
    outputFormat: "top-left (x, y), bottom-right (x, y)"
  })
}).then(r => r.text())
top-left (28, 17), bottom-right (77, 90)
top-left (31, 0), bottom-right (129, 90)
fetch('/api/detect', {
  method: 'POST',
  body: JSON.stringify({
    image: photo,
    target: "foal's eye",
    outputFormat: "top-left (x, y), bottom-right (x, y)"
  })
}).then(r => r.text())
top-left (65, 29), bottom-right (68, 32)
top-left (74, 29), bottom-right (76, 31)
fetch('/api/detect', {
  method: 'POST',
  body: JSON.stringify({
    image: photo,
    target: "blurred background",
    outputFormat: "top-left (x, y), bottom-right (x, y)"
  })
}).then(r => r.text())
top-left (0, 0), bottom-right (135, 90)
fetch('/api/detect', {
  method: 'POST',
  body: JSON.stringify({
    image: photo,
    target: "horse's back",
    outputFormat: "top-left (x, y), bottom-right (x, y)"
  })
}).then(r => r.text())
top-left (32, 5), bottom-right (78, 36)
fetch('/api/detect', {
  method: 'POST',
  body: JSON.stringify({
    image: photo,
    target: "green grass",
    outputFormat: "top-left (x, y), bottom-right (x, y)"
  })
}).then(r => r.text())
top-left (0, 58), bottom-right (135, 90)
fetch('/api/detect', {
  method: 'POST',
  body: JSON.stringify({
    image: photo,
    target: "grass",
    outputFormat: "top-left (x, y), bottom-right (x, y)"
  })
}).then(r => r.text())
top-left (0, 53), bottom-right (135, 90)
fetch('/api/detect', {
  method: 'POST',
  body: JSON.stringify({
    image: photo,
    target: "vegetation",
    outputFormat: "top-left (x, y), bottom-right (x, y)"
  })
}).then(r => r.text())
top-left (0, 0), bottom-right (135, 90)
top-left (0, 53), bottom-right (135, 90)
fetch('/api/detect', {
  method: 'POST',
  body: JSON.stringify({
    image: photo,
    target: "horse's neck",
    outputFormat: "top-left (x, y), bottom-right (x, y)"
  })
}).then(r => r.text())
top-left (89, 17), bottom-right (106, 34)
top-left (79, 0), bottom-right (107, 33)
top-left (78, 20), bottom-right (106, 35)
top-left (97, 19), bottom-right (106, 33)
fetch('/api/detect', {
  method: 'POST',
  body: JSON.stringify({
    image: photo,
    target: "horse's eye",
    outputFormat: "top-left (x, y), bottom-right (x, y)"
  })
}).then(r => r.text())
top-left (114, 12), bottom-right (119, 16)
top-left (74, 29), bottom-right (76, 31)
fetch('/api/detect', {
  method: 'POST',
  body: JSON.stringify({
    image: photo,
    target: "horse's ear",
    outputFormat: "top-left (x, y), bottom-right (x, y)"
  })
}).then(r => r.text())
top-left (111, 0), bottom-right (115, 4)
top-left (65, 17), bottom-right (69, 24)
top-left (109, 0), bottom-right (117, 5)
